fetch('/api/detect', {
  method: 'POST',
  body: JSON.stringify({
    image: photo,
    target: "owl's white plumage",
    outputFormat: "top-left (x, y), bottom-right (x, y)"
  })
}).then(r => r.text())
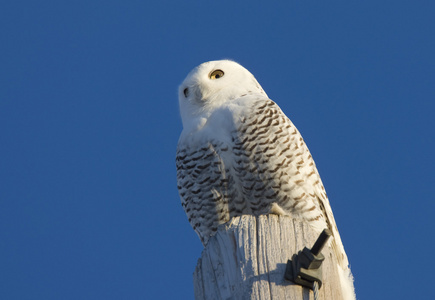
top-left (176, 60), bottom-right (355, 299)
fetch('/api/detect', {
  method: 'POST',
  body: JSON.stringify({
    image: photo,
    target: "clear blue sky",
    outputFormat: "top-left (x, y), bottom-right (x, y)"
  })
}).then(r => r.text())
top-left (1, 1), bottom-right (434, 299)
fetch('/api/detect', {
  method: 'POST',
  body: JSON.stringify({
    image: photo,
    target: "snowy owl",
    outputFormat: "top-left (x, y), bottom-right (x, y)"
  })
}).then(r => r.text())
top-left (176, 60), bottom-right (354, 298)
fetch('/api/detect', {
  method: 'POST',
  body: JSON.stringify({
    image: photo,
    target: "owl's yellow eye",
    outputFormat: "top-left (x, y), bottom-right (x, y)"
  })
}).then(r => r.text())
top-left (209, 69), bottom-right (224, 80)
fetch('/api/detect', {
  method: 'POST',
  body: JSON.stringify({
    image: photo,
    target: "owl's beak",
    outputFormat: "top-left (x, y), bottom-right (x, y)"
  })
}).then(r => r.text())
top-left (192, 84), bottom-right (207, 104)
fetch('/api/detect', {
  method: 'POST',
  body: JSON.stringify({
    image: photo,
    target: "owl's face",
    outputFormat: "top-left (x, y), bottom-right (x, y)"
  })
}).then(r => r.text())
top-left (178, 60), bottom-right (266, 126)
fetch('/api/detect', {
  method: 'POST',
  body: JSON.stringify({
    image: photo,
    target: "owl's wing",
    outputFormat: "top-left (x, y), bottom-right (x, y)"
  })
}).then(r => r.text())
top-left (176, 140), bottom-right (239, 245)
top-left (232, 97), bottom-right (349, 269)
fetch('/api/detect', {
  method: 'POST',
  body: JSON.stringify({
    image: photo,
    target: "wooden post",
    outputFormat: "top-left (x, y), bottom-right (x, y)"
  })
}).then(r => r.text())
top-left (193, 215), bottom-right (352, 300)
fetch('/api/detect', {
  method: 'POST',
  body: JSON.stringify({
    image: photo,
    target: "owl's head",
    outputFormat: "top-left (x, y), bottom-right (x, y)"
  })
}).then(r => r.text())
top-left (178, 60), bottom-right (266, 128)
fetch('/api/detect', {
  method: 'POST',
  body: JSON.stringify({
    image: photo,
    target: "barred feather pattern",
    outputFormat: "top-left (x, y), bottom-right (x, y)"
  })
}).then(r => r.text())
top-left (177, 97), bottom-right (348, 268)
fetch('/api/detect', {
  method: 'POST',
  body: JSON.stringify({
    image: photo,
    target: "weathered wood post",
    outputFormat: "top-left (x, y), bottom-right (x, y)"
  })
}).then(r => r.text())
top-left (193, 215), bottom-right (352, 300)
